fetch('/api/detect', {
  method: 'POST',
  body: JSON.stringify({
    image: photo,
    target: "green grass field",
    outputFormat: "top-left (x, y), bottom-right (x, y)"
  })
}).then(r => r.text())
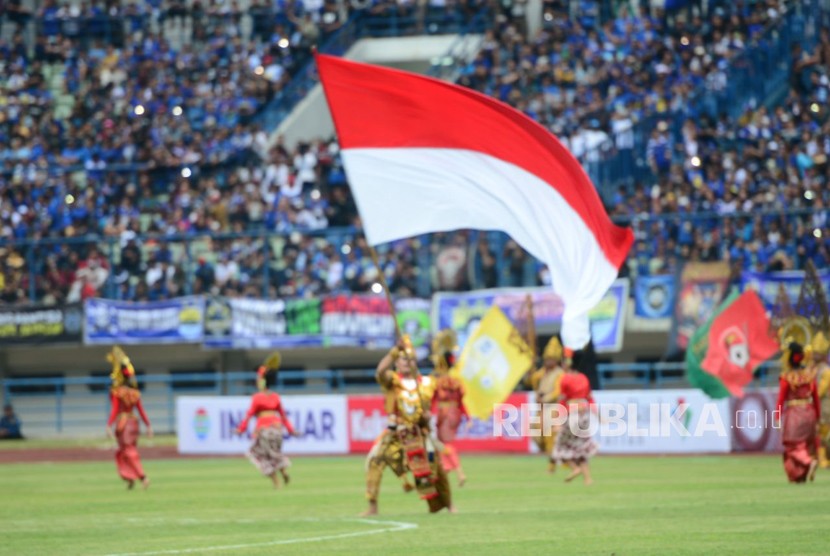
top-left (0, 436), bottom-right (179, 451)
top-left (1, 453), bottom-right (828, 556)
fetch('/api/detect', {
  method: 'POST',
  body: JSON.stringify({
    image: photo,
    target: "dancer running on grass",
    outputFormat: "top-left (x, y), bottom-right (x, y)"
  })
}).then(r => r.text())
top-left (236, 353), bottom-right (298, 489)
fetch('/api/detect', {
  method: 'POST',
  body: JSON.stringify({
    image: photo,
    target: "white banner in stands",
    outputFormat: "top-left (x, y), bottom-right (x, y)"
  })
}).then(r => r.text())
top-left (592, 389), bottom-right (732, 454)
top-left (178, 389), bottom-right (732, 455)
top-left (176, 395), bottom-right (348, 455)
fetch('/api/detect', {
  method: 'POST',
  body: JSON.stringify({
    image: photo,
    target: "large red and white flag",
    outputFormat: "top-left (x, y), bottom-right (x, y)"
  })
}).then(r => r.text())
top-left (316, 54), bottom-right (633, 349)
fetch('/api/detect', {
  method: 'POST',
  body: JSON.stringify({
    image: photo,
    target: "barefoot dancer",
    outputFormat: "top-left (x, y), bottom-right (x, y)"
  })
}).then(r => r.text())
top-left (526, 337), bottom-right (566, 473)
top-left (431, 329), bottom-right (470, 487)
top-left (552, 349), bottom-right (598, 485)
top-left (363, 336), bottom-right (453, 516)
top-left (105, 347), bottom-right (152, 490)
top-left (236, 353), bottom-right (297, 489)
top-left (361, 335), bottom-right (424, 504)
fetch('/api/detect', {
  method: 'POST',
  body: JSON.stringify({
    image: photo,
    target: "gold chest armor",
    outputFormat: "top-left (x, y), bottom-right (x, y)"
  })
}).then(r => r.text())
top-left (396, 377), bottom-right (424, 424)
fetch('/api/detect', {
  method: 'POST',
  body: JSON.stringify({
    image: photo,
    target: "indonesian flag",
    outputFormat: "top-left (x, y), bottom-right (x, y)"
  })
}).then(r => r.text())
top-left (316, 54), bottom-right (633, 349)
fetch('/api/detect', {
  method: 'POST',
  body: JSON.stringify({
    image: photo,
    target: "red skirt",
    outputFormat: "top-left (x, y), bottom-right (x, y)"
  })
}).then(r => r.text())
top-left (115, 416), bottom-right (145, 481)
top-left (782, 405), bottom-right (817, 483)
top-left (436, 407), bottom-right (462, 443)
top-left (441, 443), bottom-right (460, 472)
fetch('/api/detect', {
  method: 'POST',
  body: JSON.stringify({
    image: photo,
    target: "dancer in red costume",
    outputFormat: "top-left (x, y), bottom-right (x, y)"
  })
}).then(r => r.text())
top-left (430, 329), bottom-right (470, 486)
top-left (236, 353), bottom-right (297, 488)
top-left (776, 340), bottom-right (820, 483)
top-left (552, 349), bottom-right (598, 485)
top-left (105, 346), bottom-right (152, 490)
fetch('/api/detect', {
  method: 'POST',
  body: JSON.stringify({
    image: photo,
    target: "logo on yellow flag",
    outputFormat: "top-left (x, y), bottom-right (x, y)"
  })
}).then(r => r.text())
top-left (452, 306), bottom-right (533, 420)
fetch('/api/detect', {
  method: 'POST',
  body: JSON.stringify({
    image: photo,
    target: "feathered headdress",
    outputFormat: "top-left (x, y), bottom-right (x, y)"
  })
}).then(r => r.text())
top-left (430, 329), bottom-right (458, 374)
top-left (256, 352), bottom-right (282, 391)
top-left (107, 345), bottom-right (136, 389)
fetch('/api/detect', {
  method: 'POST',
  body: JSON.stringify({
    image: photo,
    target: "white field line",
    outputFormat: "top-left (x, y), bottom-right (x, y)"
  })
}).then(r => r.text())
top-left (102, 518), bottom-right (418, 556)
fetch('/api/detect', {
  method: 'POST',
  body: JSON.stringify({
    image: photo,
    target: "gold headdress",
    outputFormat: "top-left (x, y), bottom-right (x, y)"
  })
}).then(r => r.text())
top-left (430, 329), bottom-right (458, 374)
top-left (390, 334), bottom-right (416, 360)
top-left (811, 331), bottom-right (830, 357)
top-left (542, 337), bottom-right (563, 362)
top-left (256, 351), bottom-right (282, 391)
top-left (775, 261), bottom-right (830, 373)
top-left (107, 346), bottom-right (136, 389)
top-left (778, 315), bottom-right (813, 373)
top-left (778, 316), bottom-right (813, 350)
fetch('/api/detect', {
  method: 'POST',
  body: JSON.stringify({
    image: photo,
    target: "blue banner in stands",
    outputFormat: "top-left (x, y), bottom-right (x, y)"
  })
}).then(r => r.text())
top-left (431, 279), bottom-right (629, 353)
top-left (634, 274), bottom-right (676, 319)
top-left (83, 297), bottom-right (206, 345)
top-left (741, 270), bottom-right (830, 309)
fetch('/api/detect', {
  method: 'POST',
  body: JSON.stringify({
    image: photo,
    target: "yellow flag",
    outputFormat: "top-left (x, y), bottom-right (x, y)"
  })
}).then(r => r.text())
top-left (452, 306), bottom-right (533, 420)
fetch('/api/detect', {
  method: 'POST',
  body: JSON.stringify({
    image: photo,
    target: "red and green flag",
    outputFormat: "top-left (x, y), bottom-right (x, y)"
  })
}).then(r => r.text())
top-left (686, 290), bottom-right (779, 399)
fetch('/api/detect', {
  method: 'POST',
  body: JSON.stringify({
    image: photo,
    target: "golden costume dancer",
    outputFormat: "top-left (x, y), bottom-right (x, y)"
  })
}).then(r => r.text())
top-left (362, 336), bottom-right (453, 516)
top-left (526, 337), bottom-right (566, 472)
top-left (362, 349), bottom-right (416, 500)
top-left (362, 334), bottom-right (421, 514)
top-left (812, 332), bottom-right (830, 468)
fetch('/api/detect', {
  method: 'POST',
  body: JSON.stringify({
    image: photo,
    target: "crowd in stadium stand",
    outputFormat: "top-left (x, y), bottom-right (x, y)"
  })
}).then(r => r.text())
top-left (0, 1), bottom-right (321, 172)
top-left (1, 0), bottom-right (828, 306)
top-left (459, 0), bottom-right (786, 159)
top-left (620, 84), bottom-right (830, 280)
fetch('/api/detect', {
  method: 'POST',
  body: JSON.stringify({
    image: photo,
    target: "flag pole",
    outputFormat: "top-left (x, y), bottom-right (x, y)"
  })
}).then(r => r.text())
top-left (368, 244), bottom-right (403, 340)
top-left (368, 244), bottom-right (423, 411)
top-left (525, 294), bottom-right (537, 361)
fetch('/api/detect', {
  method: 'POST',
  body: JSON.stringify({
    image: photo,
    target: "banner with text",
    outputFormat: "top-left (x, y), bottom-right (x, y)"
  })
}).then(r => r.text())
top-left (179, 389), bottom-right (733, 456)
top-left (320, 294), bottom-right (396, 347)
top-left (84, 297), bottom-right (205, 345)
top-left (431, 279), bottom-right (629, 353)
top-left (177, 395), bottom-right (349, 455)
top-left (0, 303), bottom-right (83, 345)
top-left (634, 274), bottom-right (675, 319)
